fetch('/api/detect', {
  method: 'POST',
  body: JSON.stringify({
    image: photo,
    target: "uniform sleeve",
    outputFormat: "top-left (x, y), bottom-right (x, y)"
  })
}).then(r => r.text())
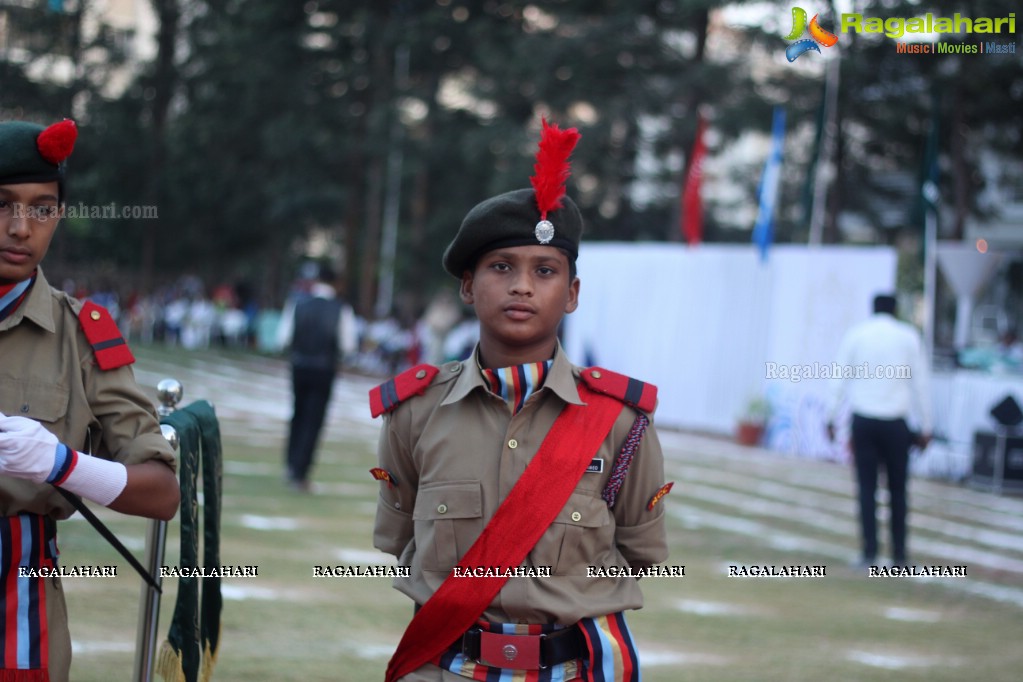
top-left (612, 412), bottom-right (669, 570)
top-left (372, 407), bottom-right (419, 558)
top-left (81, 351), bottom-right (176, 471)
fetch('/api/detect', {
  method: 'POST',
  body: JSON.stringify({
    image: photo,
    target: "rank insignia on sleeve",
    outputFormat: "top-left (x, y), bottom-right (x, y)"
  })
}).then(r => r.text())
top-left (647, 481), bottom-right (674, 510)
top-left (369, 363), bottom-right (440, 417)
top-left (370, 468), bottom-right (398, 489)
top-left (78, 301), bottom-right (135, 370)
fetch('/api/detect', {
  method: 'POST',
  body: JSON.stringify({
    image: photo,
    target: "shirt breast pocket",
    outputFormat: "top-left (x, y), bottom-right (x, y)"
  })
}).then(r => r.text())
top-left (533, 491), bottom-right (613, 576)
top-left (412, 480), bottom-right (483, 573)
top-left (0, 380), bottom-right (69, 425)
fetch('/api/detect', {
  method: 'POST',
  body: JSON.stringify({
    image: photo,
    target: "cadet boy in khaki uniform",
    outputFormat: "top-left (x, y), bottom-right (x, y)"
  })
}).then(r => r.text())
top-left (0, 119), bottom-right (179, 681)
top-left (371, 121), bottom-right (671, 682)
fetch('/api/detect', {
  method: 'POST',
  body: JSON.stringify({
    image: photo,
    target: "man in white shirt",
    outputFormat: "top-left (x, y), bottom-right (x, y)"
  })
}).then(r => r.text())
top-left (827, 294), bottom-right (932, 567)
top-left (276, 265), bottom-right (358, 491)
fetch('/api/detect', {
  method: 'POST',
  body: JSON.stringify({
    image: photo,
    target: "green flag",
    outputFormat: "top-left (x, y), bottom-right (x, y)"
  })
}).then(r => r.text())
top-left (156, 401), bottom-right (223, 682)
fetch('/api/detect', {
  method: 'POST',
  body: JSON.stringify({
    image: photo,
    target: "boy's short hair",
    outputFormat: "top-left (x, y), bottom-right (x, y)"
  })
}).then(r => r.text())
top-left (873, 294), bottom-right (897, 316)
top-left (443, 188), bottom-right (583, 279)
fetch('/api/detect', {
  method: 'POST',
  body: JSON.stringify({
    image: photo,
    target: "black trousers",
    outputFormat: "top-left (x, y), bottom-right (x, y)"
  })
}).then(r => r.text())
top-left (286, 366), bottom-right (336, 483)
top-left (851, 414), bottom-right (912, 563)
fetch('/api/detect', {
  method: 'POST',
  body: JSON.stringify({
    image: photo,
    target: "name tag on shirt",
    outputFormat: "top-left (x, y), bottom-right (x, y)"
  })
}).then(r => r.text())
top-left (586, 458), bottom-right (604, 474)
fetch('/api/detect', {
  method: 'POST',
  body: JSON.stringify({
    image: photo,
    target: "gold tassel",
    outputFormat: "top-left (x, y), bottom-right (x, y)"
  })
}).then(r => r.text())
top-left (198, 621), bottom-right (222, 682)
top-left (154, 640), bottom-right (186, 682)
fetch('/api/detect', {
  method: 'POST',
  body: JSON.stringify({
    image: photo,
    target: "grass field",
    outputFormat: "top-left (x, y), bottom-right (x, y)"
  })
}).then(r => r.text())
top-left (56, 345), bottom-right (1023, 681)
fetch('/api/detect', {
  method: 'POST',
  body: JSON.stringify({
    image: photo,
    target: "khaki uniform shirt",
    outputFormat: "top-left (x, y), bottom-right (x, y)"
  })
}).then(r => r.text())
top-left (373, 344), bottom-right (669, 626)
top-left (0, 268), bottom-right (176, 680)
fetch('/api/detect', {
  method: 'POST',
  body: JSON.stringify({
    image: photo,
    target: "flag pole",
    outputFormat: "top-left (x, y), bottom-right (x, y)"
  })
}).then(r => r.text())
top-left (808, 51), bottom-right (840, 246)
top-left (923, 185), bottom-right (938, 356)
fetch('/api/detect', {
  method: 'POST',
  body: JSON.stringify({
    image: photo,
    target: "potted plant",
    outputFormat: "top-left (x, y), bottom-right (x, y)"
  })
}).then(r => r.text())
top-left (736, 395), bottom-right (770, 446)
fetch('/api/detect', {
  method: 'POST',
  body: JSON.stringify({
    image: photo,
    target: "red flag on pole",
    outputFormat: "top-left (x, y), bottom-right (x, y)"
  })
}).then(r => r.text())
top-left (681, 113), bottom-right (708, 245)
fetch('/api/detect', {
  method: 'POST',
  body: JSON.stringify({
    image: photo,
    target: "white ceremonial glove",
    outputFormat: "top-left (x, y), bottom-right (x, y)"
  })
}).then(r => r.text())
top-left (0, 415), bottom-right (59, 484)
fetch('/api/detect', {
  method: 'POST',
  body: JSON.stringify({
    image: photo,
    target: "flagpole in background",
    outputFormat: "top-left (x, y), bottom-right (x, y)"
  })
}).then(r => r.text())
top-left (808, 51), bottom-right (840, 246)
top-left (753, 106), bottom-right (786, 261)
top-left (922, 88), bottom-right (942, 357)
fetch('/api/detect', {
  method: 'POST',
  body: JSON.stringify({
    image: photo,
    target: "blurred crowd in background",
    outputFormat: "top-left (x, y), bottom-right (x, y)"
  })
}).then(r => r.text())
top-left (65, 267), bottom-right (479, 378)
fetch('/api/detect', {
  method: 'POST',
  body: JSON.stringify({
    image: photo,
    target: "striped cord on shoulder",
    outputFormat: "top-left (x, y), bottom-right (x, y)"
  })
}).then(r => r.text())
top-left (601, 414), bottom-right (649, 509)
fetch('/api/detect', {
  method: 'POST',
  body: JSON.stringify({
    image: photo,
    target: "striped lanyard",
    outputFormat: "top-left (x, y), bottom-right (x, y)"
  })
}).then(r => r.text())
top-left (0, 273), bottom-right (35, 322)
top-left (481, 359), bottom-right (553, 414)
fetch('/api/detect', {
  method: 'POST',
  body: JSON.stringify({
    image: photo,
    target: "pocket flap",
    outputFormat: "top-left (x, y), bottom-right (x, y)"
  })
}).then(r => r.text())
top-left (554, 492), bottom-right (610, 528)
top-left (413, 480), bottom-right (482, 521)
top-left (0, 379), bottom-right (69, 423)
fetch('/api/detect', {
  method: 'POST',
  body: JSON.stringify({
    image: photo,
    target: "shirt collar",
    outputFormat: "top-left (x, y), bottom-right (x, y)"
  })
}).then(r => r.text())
top-left (310, 282), bottom-right (337, 298)
top-left (0, 267), bottom-right (54, 334)
top-left (440, 340), bottom-right (585, 408)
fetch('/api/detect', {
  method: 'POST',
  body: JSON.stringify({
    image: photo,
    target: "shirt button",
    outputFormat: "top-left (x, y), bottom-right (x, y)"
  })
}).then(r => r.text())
top-left (437, 504), bottom-right (448, 514)
top-left (508, 439), bottom-right (518, 449)
top-left (394, 502), bottom-right (401, 510)
top-left (21, 404), bottom-right (30, 413)
top-left (571, 511), bottom-right (582, 522)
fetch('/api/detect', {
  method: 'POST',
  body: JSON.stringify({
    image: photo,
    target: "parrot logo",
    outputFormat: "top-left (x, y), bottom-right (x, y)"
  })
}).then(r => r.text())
top-left (784, 7), bottom-right (838, 61)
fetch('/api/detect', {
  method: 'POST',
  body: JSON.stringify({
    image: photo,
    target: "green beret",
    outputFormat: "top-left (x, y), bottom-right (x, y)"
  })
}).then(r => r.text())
top-left (442, 188), bottom-right (582, 278)
top-left (0, 119), bottom-right (77, 188)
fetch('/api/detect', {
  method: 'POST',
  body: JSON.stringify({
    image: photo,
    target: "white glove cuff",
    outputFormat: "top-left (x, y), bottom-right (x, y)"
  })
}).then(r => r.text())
top-left (54, 448), bottom-right (128, 507)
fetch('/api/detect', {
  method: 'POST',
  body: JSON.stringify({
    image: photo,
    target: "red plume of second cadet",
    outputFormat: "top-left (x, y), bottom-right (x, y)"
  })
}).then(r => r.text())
top-left (36, 119), bottom-right (78, 165)
top-left (529, 118), bottom-right (581, 221)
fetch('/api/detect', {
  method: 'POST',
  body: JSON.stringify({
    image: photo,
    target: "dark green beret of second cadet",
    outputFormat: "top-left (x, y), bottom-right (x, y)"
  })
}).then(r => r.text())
top-left (0, 120), bottom-right (77, 185)
top-left (442, 187), bottom-right (583, 278)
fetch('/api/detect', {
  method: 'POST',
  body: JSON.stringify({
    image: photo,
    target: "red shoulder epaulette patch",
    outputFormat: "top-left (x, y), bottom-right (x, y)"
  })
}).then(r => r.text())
top-left (78, 301), bottom-right (135, 370)
top-left (580, 367), bottom-right (657, 413)
top-left (369, 363), bottom-right (440, 418)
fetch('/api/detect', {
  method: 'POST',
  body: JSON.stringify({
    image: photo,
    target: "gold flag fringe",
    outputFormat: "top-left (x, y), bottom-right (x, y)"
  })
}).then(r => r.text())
top-left (199, 625), bottom-right (221, 682)
top-left (154, 639), bottom-right (186, 682)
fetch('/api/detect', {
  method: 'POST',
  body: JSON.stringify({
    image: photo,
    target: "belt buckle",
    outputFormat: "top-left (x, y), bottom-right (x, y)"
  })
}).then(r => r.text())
top-left (476, 630), bottom-right (543, 671)
top-left (538, 633), bottom-right (549, 670)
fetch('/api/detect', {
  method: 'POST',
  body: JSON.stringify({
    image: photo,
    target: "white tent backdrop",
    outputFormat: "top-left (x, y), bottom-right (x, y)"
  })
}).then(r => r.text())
top-left (563, 243), bottom-right (898, 454)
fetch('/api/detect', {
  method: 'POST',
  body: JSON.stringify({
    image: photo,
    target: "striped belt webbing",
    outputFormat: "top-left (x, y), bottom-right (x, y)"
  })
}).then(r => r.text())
top-left (0, 513), bottom-right (58, 679)
top-left (433, 613), bottom-right (640, 682)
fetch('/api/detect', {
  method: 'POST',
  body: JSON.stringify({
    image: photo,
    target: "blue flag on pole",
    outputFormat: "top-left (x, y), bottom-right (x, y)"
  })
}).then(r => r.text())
top-left (753, 107), bottom-right (786, 261)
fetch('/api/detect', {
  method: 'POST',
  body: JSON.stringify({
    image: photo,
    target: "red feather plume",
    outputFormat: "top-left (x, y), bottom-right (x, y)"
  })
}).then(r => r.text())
top-left (36, 119), bottom-right (78, 165)
top-left (530, 118), bottom-right (581, 219)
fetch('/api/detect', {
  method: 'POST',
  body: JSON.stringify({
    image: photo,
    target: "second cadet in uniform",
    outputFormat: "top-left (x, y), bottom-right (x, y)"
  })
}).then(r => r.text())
top-left (370, 120), bottom-right (671, 682)
top-left (0, 119), bottom-right (179, 681)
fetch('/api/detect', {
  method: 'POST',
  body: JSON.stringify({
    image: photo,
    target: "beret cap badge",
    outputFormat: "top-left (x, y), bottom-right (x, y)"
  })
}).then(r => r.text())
top-left (534, 220), bottom-right (555, 244)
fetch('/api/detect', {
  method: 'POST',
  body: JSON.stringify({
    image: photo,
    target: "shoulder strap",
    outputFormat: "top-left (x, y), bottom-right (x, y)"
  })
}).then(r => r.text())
top-left (78, 300), bottom-right (135, 370)
top-left (579, 366), bottom-right (657, 413)
top-left (384, 383), bottom-right (624, 682)
top-left (369, 363), bottom-right (440, 417)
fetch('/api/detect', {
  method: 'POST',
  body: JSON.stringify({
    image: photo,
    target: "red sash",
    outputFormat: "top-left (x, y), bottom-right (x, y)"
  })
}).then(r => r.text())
top-left (385, 383), bottom-right (624, 682)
